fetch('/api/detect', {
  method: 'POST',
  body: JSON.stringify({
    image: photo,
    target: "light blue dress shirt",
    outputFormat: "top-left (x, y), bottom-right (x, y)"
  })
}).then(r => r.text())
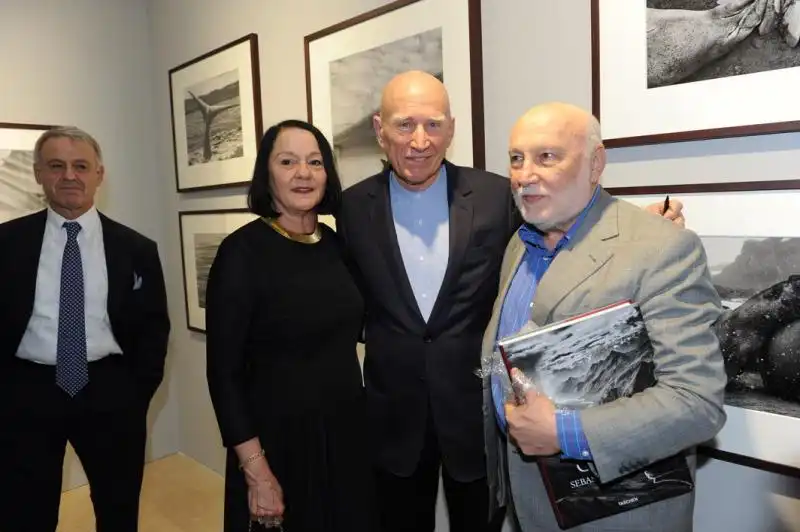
top-left (493, 186), bottom-right (601, 461)
top-left (389, 165), bottom-right (450, 322)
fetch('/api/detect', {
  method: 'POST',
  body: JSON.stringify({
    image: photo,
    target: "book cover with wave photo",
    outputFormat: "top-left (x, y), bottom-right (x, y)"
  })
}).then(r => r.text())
top-left (497, 300), bottom-right (693, 529)
top-left (497, 300), bottom-right (656, 408)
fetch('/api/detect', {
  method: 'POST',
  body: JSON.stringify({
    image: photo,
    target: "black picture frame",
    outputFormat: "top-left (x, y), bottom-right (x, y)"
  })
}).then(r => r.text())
top-left (178, 208), bottom-right (256, 333)
top-left (303, 0), bottom-right (484, 187)
top-left (0, 121), bottom-right (57, 223)
top-left (169, 34), bottom-right (263, 192)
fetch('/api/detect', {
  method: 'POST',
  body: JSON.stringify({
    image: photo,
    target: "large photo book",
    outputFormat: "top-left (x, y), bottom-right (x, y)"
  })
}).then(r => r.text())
top-left (497, 300), bottom-right (694, 529)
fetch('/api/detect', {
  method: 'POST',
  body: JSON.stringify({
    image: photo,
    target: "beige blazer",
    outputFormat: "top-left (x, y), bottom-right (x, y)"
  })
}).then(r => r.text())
top-left (480, 187), bottom-right (727, 531)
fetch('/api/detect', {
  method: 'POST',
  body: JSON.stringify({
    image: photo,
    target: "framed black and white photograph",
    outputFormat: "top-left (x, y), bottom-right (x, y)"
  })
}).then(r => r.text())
top-left (620, 192), bottom-right (800, 471)
top-left (169, 34), bottom-right (263, 192)
top-left (700, 233), bottom-right (800, 471)
top-left (178, 209), bottom-right (257, 333)
top-left (592, 0), bottom-right (800, 149)
top-left (304, 0), bottom-right (484, 189)
top-left (702, 235), bottom-right (800, 419)
top-left (0, 122), bottom-right (54, 223)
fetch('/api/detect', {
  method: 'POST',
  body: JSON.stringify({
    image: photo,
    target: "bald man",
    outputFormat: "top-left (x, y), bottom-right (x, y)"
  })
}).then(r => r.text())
top-left (480, 102), bottom-right (726, 531)
top-left (336, 72), bottom-right (685, 532)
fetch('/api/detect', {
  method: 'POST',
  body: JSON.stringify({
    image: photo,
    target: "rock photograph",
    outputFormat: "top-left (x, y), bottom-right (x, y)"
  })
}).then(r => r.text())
top-left (193, 232), bottom-right (226, 309)
top-left (702, 235), bottom-right (800, 418)
top-left (328, 27), bottom-right (442, 187)
top-left (646, 0), bottom-right (800, 89)
top-left (0, 149), bottom-right (46, 223)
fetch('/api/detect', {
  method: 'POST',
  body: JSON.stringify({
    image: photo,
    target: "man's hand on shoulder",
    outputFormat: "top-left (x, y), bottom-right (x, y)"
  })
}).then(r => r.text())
top-left (643, 198), bottom-right (685, 228)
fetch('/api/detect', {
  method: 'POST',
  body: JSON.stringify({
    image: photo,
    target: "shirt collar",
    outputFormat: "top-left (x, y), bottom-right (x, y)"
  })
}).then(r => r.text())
top-left (389, 164), bottom-right (447, 200)
top-left (518, 185), bottom-right (601, 251)
top-left (46, 205), bottom-right (101, 237)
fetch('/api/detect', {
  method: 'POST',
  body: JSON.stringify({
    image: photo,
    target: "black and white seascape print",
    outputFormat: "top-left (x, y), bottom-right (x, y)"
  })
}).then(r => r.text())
top-left (646, 0), bottom-right (800, 89)
top-left (499, 303), bottom-right (654, 409)
top-left (328, 28), bottom-right (442, 188)
top-left (702, 235), bottom-right (800, 418)
top-left (193, 233), bottom-right (225, 309)
top-left (184, 68), bottom-right (244, 166)
top-left (0, 149), bottom-right (46, 223)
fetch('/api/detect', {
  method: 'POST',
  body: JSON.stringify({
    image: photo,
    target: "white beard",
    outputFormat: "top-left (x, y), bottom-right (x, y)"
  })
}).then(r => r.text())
top-left (513, 186), bottom-right (558, 231)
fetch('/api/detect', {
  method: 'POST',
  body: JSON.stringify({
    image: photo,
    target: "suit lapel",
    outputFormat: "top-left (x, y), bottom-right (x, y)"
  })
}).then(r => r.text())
top-left (531, 189), bottom-right (618, 325)
top-left (482, 234), bottom-right (526, 355)
top-left (99, 213), bottom-right (128, 326)
top-left (428, 162), bottom-right (473, 328)
top-left (368, 172), bottom-right (425, 329)
top-left (12, 211), bottom-right (47, 332)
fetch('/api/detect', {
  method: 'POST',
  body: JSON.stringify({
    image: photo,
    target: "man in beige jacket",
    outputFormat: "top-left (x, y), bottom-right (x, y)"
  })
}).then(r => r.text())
top-left (481, 102), bottom-right (727, 531)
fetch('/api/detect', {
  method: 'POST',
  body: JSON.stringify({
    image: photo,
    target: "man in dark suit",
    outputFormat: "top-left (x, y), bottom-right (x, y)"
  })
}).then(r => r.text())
top-left (337, 71), bottom-right (683, 532)
top-left (0, 126), bottom-right (170, 532)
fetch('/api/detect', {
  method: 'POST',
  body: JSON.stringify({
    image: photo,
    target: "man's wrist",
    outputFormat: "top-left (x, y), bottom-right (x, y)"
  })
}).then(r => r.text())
top-left (556, 409), bottom-right (593, 460)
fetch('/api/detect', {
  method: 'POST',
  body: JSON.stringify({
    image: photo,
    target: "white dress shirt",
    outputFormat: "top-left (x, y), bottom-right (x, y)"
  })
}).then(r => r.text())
top-left (16, 206), bottom-right (123, 364)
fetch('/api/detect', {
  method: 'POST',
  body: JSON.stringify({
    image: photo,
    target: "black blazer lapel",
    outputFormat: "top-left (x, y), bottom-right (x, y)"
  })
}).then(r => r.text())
top-left (427, 161), bottom-right (473, 329)
top-left (367, 171), bottom-right (426, 330)
top-left (99, 213), bottom-right (129, 328)
top-left (9, 210), bottom-right (47, 340)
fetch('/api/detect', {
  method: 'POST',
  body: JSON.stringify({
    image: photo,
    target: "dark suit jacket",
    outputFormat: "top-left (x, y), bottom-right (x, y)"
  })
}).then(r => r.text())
top-left (338, 160), bottom-right (521, 481)
top-left (0, 209), bottom-right (170, 404)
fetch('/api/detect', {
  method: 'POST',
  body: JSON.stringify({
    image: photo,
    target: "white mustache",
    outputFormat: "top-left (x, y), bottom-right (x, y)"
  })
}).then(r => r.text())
top-left (516, 185), bottom-right (540, 197)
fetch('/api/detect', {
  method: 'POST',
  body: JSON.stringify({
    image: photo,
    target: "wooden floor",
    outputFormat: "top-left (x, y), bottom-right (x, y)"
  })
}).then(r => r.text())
top-left (58, 453), bottom-right (224, 532)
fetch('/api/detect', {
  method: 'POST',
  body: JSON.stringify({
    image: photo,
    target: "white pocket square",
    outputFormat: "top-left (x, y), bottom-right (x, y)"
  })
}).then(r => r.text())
top-left (133, 272), bottom-right (142, 290)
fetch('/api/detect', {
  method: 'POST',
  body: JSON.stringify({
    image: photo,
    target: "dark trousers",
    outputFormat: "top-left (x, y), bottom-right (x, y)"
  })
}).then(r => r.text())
top-left (375, 416), bottom-right (506, 532)
top-left (0, 356), bottom-right (148, 532)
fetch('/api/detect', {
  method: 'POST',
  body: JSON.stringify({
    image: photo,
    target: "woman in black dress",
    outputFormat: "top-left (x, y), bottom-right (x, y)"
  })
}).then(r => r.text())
top-left (205, 119), bottom-right (375, 531)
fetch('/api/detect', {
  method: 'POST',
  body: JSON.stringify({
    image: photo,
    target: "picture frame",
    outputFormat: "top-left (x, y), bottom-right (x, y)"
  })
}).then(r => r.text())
top-left (623, 193), bottom-right (800, 472)
top-left (178, 209), bottom-right (338, 333)
top-left (169, 33), bottom-right (263, 192)
top-left (592, 0), bottom-right (800, 150)
top-left (0, 121), bottom-right (56, 224)
top-left (604, 179), bottom-right (800, 197)
top-left (178, 208), bottom-right (257, 333)
top-left (697, 234), bottom-right (800, 471)
top-left (304, 0), bottom-right (484, 189)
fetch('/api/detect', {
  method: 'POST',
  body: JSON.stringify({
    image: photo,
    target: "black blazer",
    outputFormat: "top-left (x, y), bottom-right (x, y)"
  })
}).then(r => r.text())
top-left (338, 160), bottom-right (521, 482)
top-left (0, 209), bottom-right (170, 403)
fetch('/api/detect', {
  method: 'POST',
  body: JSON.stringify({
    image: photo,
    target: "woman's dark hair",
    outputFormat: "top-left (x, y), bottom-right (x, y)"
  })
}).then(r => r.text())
top-left (247, 119), bottom-right (342, 217)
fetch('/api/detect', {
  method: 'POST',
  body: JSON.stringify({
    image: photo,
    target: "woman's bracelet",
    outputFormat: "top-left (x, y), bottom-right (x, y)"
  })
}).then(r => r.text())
top-left (238, 449), bottom-right (265, 470)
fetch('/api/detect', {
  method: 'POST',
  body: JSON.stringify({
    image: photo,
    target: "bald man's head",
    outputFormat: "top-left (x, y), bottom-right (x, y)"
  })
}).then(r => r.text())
top-left (507, 102), bottom-right (606, 234)
top-left (379, 70), bottom-right (451, 119)
top-left (373, 70), bottom-right (455, 191)
top-left (510, 102), bottom-right (602, 158)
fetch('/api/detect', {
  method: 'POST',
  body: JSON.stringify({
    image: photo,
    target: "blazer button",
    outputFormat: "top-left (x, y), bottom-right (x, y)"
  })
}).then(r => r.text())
top-left (423, 335), bottom-right (432, 343)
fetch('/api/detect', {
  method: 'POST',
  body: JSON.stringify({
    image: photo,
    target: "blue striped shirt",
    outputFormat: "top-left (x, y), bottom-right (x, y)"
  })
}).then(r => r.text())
top-left (493, 186), bottom-right (600, 461)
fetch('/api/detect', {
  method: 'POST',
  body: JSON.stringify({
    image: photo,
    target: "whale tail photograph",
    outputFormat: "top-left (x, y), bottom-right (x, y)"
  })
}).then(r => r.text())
top-left (183, 68), bottom-right (244, 166)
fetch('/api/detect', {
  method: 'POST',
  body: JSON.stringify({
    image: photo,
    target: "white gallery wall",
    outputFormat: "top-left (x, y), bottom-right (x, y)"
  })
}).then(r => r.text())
top-left (0, 0), bottom-right (178, 490)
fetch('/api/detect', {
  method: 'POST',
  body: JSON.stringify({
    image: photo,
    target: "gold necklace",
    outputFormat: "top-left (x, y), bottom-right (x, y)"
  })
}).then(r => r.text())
top-left (262, 217), bottom-right (322, 244)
